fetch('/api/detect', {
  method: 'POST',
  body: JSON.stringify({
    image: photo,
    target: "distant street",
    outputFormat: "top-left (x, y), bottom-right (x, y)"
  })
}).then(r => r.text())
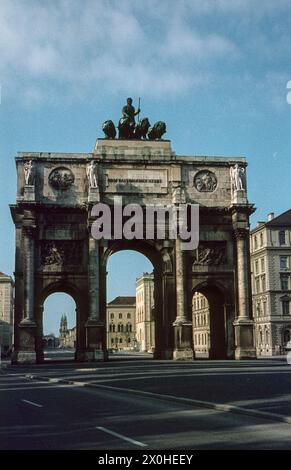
top-left (1, 355), bottom-right (291, 450)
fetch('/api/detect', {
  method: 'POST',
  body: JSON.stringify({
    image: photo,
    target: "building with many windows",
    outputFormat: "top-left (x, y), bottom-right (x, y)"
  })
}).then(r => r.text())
top-left (192, 292), bottom-right (210, 358)
top-left (136, 273), bottom-right (155, 352)
top-left (106, 296), bottom-right (136, 350)
top-left (0, 272), bottom-right (14, 354)
top-left (250, 210), bottom-right (291, 356)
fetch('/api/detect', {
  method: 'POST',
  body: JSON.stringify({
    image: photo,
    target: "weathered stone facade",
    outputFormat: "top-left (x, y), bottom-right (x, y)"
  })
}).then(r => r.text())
top-left (10, 138), bottom-right (256, 363)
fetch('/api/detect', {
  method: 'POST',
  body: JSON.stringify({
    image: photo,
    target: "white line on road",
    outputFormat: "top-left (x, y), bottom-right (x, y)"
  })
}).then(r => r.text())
top-left (96, 426), bottom-right (147, 447)
top-left (21, 399), bottom-right (43, 408)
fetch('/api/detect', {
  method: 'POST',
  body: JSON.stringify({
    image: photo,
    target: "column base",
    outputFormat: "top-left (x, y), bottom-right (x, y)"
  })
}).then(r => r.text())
top-left (12, 322), bottom-right (37, 364)
top-left (173, 349), bottom-right (194, 360)
top-left (173, 322), bottom-right (194, 361)
top-left (234, 319), bottom-right (257, 359)
top-left (75, 348), bottom-right (108, 362)
top-left (234, 347), bottom-right (256, 360)
top-left (85, 321), bottom-right (107, 361)
top-left (11, 350), bottom-right (37, 364)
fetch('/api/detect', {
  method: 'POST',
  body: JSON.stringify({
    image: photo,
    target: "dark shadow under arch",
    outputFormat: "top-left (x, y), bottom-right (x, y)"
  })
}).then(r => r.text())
top-left (192, 282), bottom-right (227, 359)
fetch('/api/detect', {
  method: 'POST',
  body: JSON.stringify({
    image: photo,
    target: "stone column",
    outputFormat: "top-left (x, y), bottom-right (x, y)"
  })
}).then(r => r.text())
top-left (233, 229), bottom-right (256, 359)
top-left (84, 233), bottom-right (106, 361)
top-left (17, 225), bottom-right (37, 363)
top-left (23, 228), bottom-right (35, 324)
top-left (173, 237), bottom-right (194, 360)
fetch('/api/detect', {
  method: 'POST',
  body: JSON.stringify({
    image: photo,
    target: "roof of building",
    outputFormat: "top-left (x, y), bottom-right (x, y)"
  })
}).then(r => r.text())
top-left (108, 296), bottom-right (136, 306)
top-left (265, 209), bottom-right (291, 227)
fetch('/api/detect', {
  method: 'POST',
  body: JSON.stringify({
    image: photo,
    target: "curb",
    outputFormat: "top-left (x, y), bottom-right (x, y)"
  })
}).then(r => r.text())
top-left (26, 373), bottom-right (291, 425)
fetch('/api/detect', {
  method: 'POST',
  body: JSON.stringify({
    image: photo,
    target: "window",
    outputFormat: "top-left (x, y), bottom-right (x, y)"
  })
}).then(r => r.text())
top-left (261, 275), bottom-right (266, 292)
top-left (119, 338), bottom-right (122, 343)
top-left (263, 301), bottom-right (267, 316)
top-left (261, 258), bottom-right (265, 272)
top-left (111, 338), bottom-right (114, 344)
top-left (110, 313), bottom-right (114, 319)
top-left (265, 328), bottom-right (269, 345)
top-left (127, 313), bottom-right (131, 319)
top-left (282, 301), bottom-right (290, 315)
top-left (284, 330), bottom-right (290, 344)
top-left (254, 236), bottom-right (258, 250)
top-left (256, 278), bottom-right (260, 293)
top-left (255, 260), bottom-right (259, 274)
top-left (281, 274), bottom-right (289, 290)
top-left (260, 233), bottom-right (263, 247)
top-left (119, 313), bottom-right (122, 319)
top-left (280, 256), bottom-right (288, 269)
top-left (256, 302), bottom-right (261, 317)
top-left (279, 230), bottom-right (286, 245)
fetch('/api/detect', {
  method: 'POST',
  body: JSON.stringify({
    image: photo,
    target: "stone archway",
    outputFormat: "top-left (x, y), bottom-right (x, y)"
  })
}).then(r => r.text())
top-left (33, 281), bottom-right (83, 363)
top-left (10, 137), bottom-right (256, 363)
top-left (101, 240), bottom-right (174, 359)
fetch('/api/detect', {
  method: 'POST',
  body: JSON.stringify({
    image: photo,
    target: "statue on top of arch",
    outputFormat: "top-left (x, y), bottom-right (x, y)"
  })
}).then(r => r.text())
top-left (102, 98), bottom-right (167, 141)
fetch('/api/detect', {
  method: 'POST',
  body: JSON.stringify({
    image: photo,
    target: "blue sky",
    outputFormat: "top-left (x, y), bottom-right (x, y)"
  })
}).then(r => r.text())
top-left (1, 0), bottom-right (291, 335)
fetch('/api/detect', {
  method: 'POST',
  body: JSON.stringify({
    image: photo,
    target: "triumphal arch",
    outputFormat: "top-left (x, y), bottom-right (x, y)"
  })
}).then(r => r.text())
top-left (10, 103), bottom-right (256, 363)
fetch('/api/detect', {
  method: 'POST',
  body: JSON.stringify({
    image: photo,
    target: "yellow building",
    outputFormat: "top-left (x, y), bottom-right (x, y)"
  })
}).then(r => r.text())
top-left (0, 272), bottom-right (14, 353)
top-left (106, 297), bottom-right (136, 351)
top-left (136, 273), bottom-right (155, 352)
top-left (250, 210), bottom-right (291, 356)
top-left (192, 292), bottom-right (210, 358)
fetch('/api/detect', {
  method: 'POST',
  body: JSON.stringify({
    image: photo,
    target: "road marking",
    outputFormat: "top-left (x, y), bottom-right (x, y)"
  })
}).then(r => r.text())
top-left (21, 399), bottom-right (43, 408)
top-left (96, 426), bottom-right (147, 447)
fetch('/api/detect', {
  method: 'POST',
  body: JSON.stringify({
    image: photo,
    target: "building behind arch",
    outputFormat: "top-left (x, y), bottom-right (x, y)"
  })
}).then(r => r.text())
top-left (250, 209), bottom-right (291, 356)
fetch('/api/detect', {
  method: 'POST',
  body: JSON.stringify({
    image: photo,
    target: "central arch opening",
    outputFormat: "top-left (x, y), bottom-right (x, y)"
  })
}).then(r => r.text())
top-left (106, 249), bottom-right (156, 358)
top-left (192, 285), bottom-right (227, 359)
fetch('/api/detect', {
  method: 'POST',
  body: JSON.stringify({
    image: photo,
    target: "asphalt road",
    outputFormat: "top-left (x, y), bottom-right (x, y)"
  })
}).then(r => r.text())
top-left (1, 355), bottom-right (291, 450)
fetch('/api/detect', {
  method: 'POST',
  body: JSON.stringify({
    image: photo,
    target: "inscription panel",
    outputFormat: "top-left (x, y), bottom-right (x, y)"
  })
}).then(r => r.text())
top-left (104, 168), bottom-right (168, 194)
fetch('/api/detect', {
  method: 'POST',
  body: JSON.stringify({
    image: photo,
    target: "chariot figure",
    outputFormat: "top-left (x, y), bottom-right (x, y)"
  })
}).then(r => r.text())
top-left (122, 97), bottom-right (140, 127)
top-left (118, 98), bottom-right (141, 139)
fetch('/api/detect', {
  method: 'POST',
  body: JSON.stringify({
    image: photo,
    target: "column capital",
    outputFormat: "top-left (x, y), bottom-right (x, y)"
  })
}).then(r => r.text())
top-left (233, 228), bottom-right (249, 240)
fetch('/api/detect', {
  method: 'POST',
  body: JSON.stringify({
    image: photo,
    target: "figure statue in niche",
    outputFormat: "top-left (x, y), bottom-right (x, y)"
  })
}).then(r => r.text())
top-left (230, 164), bottom-right (245, 191)
top-left (86, 161), bottom-right (98, 189)
top-left (24, 160), bottom-right (35, 185)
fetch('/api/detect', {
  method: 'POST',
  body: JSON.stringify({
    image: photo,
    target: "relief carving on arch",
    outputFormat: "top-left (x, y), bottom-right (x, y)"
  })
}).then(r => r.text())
top-left (40, 240), bottom-right (83, 270)
top-left (192, 242), bottom-right (227, 268)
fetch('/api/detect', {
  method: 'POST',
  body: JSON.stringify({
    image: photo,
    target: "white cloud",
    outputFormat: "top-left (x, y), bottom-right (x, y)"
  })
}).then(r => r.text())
top-left (0, 0), bottom-right (290, 107)
top-left (0, 0), bottom-right (239, 105)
